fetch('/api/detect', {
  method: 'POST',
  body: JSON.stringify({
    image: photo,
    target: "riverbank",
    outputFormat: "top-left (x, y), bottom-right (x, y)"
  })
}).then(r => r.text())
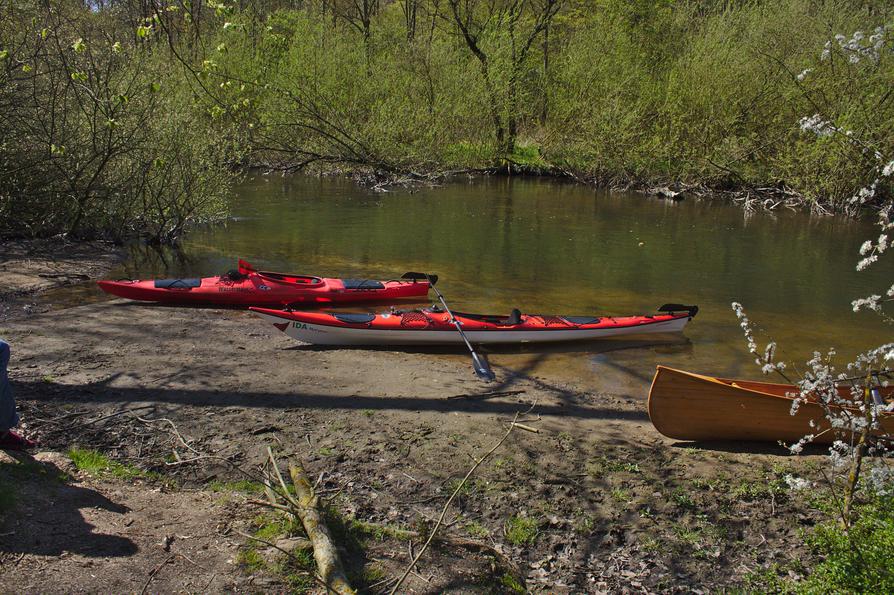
top-left (0, 243), bottom-right (831, 592)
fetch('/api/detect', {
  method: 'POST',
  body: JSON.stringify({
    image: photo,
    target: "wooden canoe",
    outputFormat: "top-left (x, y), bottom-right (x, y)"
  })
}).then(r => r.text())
top-left (647, 366), bottom-right (894, 444)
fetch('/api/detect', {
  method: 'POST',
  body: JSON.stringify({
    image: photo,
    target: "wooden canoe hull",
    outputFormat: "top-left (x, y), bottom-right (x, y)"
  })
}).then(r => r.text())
top-left (647, 366), bottom-right (894, 444)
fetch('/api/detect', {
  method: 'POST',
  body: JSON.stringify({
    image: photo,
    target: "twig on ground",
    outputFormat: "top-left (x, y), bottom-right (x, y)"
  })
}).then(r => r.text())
top-left (134, 416), bottom-right (202, 456)
top-left (388, 402), bottom-right (535, 595)
top-left (510, 422), bottom-right (540, 433)
top-left (139, 554), bottom-right (175, 595)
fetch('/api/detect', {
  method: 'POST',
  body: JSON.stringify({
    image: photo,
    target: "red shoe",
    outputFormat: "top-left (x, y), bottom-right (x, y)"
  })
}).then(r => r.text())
top-left (0, 430), bottom-right (37, 451)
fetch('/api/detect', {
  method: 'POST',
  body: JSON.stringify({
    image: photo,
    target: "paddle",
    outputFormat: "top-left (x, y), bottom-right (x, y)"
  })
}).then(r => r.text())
top-left (402, 272), bottom-right (495, 382)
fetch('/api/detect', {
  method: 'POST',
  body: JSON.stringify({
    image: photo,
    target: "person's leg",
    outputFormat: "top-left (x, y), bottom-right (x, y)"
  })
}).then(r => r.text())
top-left (0, 340), bottom-right (19, 432)
top-left (0, 339), bottom-right (34, 450)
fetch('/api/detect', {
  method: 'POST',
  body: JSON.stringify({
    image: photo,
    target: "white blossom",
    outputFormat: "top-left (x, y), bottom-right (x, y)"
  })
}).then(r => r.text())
top-left (852, 295), bottom-right (882, 312)
top-left (784, 474), bottom-right (814, 491)
top-left (799, 114), bottom-right (836, 137)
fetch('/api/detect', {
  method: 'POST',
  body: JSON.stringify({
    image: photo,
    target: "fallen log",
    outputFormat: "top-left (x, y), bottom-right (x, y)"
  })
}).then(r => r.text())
top-left (289, 461), bottom-right (356, 595)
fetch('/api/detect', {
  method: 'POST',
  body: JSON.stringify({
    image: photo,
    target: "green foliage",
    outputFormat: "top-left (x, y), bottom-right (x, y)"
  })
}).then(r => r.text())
top-left (0, 0), bottom-right (234, 242)
top-left (67, 448), bottom-right (143, 479)
top-left (505, 515), bottom-right (539, 546)
top-left (801, 494), bottom-right (894, 592)
top-left (3, 0), bottom-right (891, 240)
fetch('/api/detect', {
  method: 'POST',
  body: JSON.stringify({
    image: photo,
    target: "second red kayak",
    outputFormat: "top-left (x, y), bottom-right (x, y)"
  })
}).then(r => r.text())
top-left (97, 260), bottom-right (433, 306)
top-left (250, 304), bottom-right (698, 345)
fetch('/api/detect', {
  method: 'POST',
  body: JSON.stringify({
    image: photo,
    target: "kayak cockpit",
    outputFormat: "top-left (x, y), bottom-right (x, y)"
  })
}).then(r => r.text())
top-left (451, 309), bottom-right (524, 326)
top-left (255, 271), bottom-right (323, 285)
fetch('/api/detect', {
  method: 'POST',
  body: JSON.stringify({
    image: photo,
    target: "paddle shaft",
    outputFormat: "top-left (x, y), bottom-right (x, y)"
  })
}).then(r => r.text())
top-left (426, 277), bottom-right (494, 382)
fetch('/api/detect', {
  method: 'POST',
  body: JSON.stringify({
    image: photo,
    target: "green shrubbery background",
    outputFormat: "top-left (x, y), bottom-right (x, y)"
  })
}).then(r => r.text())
top-left (1, 0), bottom-right (892, 240)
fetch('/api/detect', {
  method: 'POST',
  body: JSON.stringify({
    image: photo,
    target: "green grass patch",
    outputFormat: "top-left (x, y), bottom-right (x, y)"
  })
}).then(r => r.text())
top-left (251, 512), bottom-right (304, 541)
top-left (611, 487), bottom-right (632, 504)
top-left (361, 563), bottom-right (388, 587)
top-left (67, 448), bottom-right (144, 479)
top-left (732, 478), bottom-right (786, 502)
top-left (208, 479), bottom-right (265, 495)
top-left (741, 565), bottom-right (795, 593)
top-left (500, 572), bottom-right (526, 593)
top-left (465, 521), bottom-right (490, 539)
top-left (587, 455), bottom-right (640, 476)
top-left (275, 547), bottom-right (315, 593)
top-left (505, 515), bottom-right (539, 546)
top-left (493, 456), bottom-right (513, 470)
top-left (672, 488), bottom-right (696, 510)
top-left (236, 547), bottom-right (265, 572)
top-left (347, 518), bottom-right (415, 542)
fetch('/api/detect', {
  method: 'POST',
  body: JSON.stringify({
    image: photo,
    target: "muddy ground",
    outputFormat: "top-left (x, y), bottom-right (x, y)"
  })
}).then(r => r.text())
top-left (0, 242), bottom-right (822, 593)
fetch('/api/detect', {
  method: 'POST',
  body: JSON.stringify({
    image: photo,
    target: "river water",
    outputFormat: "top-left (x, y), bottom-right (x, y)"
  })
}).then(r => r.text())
top-left (105, 174), bottom-right (893, 395)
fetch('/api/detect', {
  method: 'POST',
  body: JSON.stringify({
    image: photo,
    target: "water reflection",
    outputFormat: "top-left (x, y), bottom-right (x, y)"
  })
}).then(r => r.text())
top-left (85, 175), bottom-right (893, 396)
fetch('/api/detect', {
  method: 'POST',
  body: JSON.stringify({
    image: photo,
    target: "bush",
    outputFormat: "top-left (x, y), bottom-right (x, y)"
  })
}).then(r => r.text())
top-left (801, 494), bottom-right (894, 592)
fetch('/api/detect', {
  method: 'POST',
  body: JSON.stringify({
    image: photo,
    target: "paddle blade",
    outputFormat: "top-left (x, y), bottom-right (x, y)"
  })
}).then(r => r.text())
top-left (658, 303), bottom-right (699, 318)
top-left (471, 352), bottom-right (496, 382)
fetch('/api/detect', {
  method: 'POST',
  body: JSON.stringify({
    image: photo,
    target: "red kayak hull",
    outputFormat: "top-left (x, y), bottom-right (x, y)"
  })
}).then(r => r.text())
top-left (98, 267), bottom-right (430, 306)
top-left (250, 306), bottom-right (697, 345)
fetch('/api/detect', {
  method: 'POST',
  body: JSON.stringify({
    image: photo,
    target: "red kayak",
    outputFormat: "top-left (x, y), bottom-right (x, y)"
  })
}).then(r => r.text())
top-left (97, 260), bottom-right (433, 306)
top-left (251, 304), bottom-right (698, 345)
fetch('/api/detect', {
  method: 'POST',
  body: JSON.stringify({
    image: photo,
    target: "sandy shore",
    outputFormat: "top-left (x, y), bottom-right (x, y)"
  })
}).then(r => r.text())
top-left (0, 243), bottom-right (819, 592)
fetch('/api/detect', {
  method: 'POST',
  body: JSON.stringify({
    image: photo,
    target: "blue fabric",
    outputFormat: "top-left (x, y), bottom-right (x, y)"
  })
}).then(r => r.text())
top-left (0, 340), bottom-right (19, 431)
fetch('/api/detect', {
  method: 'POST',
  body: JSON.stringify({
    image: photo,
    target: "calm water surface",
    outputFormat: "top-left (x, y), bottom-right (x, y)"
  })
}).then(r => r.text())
top-left (109, 175), bottom-right (894, 396)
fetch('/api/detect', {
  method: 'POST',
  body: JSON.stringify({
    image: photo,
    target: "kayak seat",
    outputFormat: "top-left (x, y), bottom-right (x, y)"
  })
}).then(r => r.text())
top-left (343, 279), bottom-right (386, 290)
top-left (497, 309), bottom-right (523, 326)
top-left (154, 278), bottom-right (201, 289)
top-left (222, 269), bottom-right (249, 282)
top-left (332, 313), bottom-right (376, 324)
top-left (564, 316), bottom-right (601, 325)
